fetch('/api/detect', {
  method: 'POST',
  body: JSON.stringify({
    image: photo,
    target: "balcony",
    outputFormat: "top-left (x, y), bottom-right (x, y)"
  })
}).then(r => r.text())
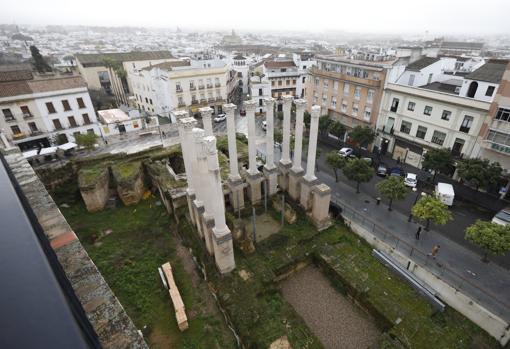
top-left (4, 116), bottom-right (16, 123)
top-left (23, 113), bottom-right (34, 119)
top-left (215, 82), bottom-right (221, 87)
top-left (310, 67), bottom-right (381, 88)
top-left (178, 102), bottom-right (186, 107)
top-left (30, 130), bottom-right (43, 136)
top-left (198, 85), bottom-right (205, 90)
top-left (176, 87), bottom-right (183, 93)
top-left (12, 133), bottom-right (27, 140)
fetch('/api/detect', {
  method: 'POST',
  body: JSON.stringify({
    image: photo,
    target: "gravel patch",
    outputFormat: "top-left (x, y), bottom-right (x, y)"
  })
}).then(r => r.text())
top-left (281, 265), bottom-right (381, 349)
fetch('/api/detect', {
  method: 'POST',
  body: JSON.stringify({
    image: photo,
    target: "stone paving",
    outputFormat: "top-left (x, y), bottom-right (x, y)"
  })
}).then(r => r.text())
top-left (281, 265), bottom-right (381, 349)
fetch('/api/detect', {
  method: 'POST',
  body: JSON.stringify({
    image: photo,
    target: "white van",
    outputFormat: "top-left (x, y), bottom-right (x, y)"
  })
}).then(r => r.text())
top-left (435, 182), bottom-right (455, 206)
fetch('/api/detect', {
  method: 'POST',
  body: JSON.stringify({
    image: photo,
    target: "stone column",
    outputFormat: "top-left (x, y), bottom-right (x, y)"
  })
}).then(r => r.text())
top-left (193, 128), bottom-right (214, 255)
top-left (311, 183), bottom-right (332, 231)
top-left (199, 106), bottom-right (214, 136)
top-left (203, 135), bottom-right (236, 274)
top-left (224, 103), bottom-right (245, 211)
top-left (263, 98), bottom-right (278, 196)
top-left (176, 111), bottom-right (198, 228)
top-left (300, 105), bottom-right (321, 210)
top-left (278, 95), bottom-right (293, 191)
top-left (244, 99), bottom-right (263, 204)
top-left (288, 99), bottom-right (306, 200)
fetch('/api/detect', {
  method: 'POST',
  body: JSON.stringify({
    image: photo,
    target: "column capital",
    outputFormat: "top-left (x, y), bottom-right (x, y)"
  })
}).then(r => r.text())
top-left (282, 95), bottom-right (293, 105)
top-left (243, 99), bottom-right (257, 111)
top-left (263, 97), bottom-right (276, 107)
top-left (179, 116), bottom-right (197, 131)
top-left (294, 99), bottom-right (307, 109)
top-left (199, 106), bottom-right (214, 117)
top-left (173, 110), bottom-right (189, 122)
top-left (223, 103), bottom-right (237, 113)
top-left (311, 105), bottom-right (321, 117)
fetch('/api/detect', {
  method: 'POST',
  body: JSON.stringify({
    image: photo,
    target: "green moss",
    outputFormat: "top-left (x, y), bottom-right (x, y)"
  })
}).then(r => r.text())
top-left (78, 164), bottom-right (108, 188)
top-left (111, 161), bottom-right (142, 183)
top-left (145, 161), bottom-right (186, 191)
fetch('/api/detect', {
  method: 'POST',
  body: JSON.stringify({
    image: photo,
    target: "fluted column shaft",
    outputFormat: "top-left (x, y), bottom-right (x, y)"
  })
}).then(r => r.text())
top-left (280, 95), bottom-right (293, 165)
top-left (304, 105), bottom-right (321, 182)
top-left (200, 107), bottom-right (214, 137)
top-left (244, 99), bottom-right (259, 176)
top-left (292, 99), bottom-right (306, 172)
top-left (264, 98), bottom-right (276, 170)
top-left (224, 103), bottom-right (240, 180)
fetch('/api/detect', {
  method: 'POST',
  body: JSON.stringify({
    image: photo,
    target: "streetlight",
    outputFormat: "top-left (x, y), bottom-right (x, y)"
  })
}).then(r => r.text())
top-left (408, 189), bottom-right (426, 222)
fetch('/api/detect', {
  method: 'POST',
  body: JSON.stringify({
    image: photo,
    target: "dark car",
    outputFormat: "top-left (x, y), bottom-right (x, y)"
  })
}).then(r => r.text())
top-left (389, 167), bottom-right (405, 177)
top-left (376, 163), bottom-right (388, 177)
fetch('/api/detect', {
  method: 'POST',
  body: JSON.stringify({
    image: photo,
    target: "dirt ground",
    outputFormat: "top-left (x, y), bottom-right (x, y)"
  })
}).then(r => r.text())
top-left (281, 265), bottom-right (381, 349)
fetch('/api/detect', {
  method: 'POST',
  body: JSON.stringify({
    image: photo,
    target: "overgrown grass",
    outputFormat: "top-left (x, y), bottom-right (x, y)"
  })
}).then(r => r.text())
top-left (52, 184), bottom-right (236, 349)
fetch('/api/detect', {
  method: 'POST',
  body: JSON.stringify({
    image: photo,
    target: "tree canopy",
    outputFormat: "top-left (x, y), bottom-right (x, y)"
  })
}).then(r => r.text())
top-left (412, 195), bottom-right (452, 230)
top-left (75, 133), bottom-right (98, 151)
top-left (329, 121), bottom-right (345, 143)
top-left (318, 115), bottom-right (333, 135)
top-left (30, 45), bottom-right (52, 73)
top-left (343, 158), bottom-right (374, 193)
top-left (349, 126), bottom-right (376, 148)
top-left (465, 220), bottom-right (510, 261)
top-left (376, 176), bottom-right (408, 210)
top-left (422, 148), bottom-right (453, 181)
top-left (457, 158), bottom-right (502, 190)
top-left (326, 151), bottom-right (346, 182)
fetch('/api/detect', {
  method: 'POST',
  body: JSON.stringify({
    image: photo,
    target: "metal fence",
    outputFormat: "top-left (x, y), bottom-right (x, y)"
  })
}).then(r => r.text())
top-left (331, 197), bottom-right (510, 322)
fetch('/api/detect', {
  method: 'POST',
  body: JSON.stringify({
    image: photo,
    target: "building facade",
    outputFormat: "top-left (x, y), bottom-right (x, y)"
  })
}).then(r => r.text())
top-left (263, 59), bottom-right (300, 100)
top-left (249, 75), bottom-right (271, 114)
top-left (0, 66), bottom-right (100, 150)
top-left (305, 55), bottom-right (404, 142)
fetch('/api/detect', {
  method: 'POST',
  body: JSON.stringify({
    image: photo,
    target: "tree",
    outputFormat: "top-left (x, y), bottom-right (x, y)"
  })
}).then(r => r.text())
top-left (30, 45), bottom-right (52, 73)
top-left (329, 121), bottom-right (345, 145)
top-left (343, 158), bottom-right (374, 193)
top-left (465, 220), bottom-right (510, 262)
top-left (376, 176), bottom-right (408, 211)
top-left (422, 148), bottom-right (453, 183)
top-left (274, 129), bottom-right (283, 151)
top-left (457, 158), bottom-right (502, 191)
top-left (304, 110), bottom-right (311, 130)
top-left (348, 126), bottom-right (376, 149)
top-left (326, 151), bottom-right (346, 182)
top-left (318, 115), bottom-right (333, 135)
top-left (75, 133), bottom-right (98, 151)
top-left (412, 195), bottom-right (452, 230)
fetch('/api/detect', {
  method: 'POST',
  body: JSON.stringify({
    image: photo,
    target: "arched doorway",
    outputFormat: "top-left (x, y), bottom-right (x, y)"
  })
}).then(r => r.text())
top-left (467, 81), bottom-right (478, 98)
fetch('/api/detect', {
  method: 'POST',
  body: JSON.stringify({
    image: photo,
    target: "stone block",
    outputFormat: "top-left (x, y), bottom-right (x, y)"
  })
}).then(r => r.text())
top-left (311, 183), bottom-right (332, 231)
top-left (78, 167), bottom-right (110, 212)
top-left (300, 177), bottom-right (319, 211)
top-left (246, 172), bottom-right (264, 205)
top-left (288, 168), bottom-right (304, 200)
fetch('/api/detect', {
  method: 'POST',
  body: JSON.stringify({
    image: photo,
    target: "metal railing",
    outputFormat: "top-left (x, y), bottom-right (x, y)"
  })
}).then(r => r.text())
top-left (331, 196), bottom-right (510, 322)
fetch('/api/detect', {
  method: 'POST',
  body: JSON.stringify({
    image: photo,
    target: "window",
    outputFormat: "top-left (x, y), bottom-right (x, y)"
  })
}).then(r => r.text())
top-left (271, 81), bottom-right (275, 87)
top-left (53, 119), bottom-right (63, 130)
top-left (278, 80), bottom-right (282, 86)
top-left (323, 79), bottom-right (329, 89)
top-left (322, 94), bottom-right (328, 105)
top-left (190, 80), bottom-right (195, 89)
top-left (10, 125), bottom-right (21, 135)
top-left (427, 73), bottom-right (433, 84)
top-left (286, 80), bottom-right (290, 86)
top-left (441, 110), bottom-right (451, 121)
top-left (408, 74), bottom-right (415, 86)
top-left (400, 121), bottom-right (412, 134)
top-left (367, 89), bottom-right (374, 103)
top-left (333, 81), bottom-right (339, 90)
top-left (280, 68), bottom-right (286, 73)
top-left (28, 122), bottom-right (38, 132)
top-left (352, 103), bottom-right (359, 116)
top-left (331, 97), bottom-right (337, 109)
top-left (363, 106), bottom-right (371, 121)
top-left (407, 102), bottom-right (415, 111)
top-left (416, 126), bottom-right (427, 139)
top-left (341, 101), bottom-right (347, 113)
top-left (21, 106), bottom-right (32, 117)
top-left (176, 82), bottom-right (182, 91)
top-left (302, 76), bottom-right (306, 83)
top-left (77, 97), bottom-right (86, 108)
top-left (149, 99), bottom-right (153, 105)
top-left (496, 108), bottom-right (510, 121)
top-left (178, 96), bottom-right (184, 105)
top-left (68, 116), bottom-right (77, 128)
top-left (87, 129), bottom-right (95, 135)
top-left (343, 83), bottom-right (350, 96)
top-left (259, 88), bottom-right (263, 96)
top-left (46, 102), bottom-right (56, 114)
top-left (145, 97), bottom-right (149, 103)
top-left (292, 79), bottom-right (296, 85)
top-left (259, 99), bottom-right (263, 107)
top-left (82, 113), bottom-right (91, 124)
top-left (390, 98), bottom-right (399, 112)
top-left (373, 73), bottom-right (380, 80)
top-left (460, 115), bottom-right (474, 133)
top-left (452, 138), bottom-right (465, 156)
top-left (62, 100), bottom-right (71, 111)
top-left (431, 131), bottom-right (446, 146)
top-left (2, 108), bottom-right (14, 121)
top-left (354, 86), bottom-right (361, 100)
top-left (486, 86), bottom-right (495, 96)
top-left (314, 78), bottom-right (319, 86)
top-left (424, 106), bottom-right (432, 116)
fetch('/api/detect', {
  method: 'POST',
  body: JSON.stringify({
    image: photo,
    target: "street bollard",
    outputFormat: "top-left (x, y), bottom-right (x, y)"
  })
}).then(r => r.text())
top-left (376, 197), bottom-right (381, 205)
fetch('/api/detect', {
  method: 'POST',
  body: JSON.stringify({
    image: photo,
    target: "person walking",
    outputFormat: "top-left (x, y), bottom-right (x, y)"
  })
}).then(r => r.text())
top-left (415, 226), bottom-right (422, 240)
top-left (428, 245), bottom-right (440, 259)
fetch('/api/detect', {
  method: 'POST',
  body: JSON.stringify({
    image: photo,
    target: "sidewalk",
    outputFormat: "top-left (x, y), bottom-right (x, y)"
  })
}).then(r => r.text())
top-left (315, 167), bottom-right (510, 322)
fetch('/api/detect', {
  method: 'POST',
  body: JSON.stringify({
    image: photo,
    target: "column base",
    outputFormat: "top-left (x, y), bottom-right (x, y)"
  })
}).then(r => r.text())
top-left (288, 168), bottom-right (304, 201)
top-left (227, 177), bottom-right (246, 211)
top-left (311, 183), bottom-right (332, 231)
top-left (299, 176), bottom-right (319, 211)
top-left (201, 213), bottom-right (215, 256)
top-left (278, 161), bottom-right (292, 191)
top-left (263, 166), bottom-right (279, 196)
top-left (212, 226), bottom-right (236, 274)
top-left (246, 172), bottom-right (264, 205)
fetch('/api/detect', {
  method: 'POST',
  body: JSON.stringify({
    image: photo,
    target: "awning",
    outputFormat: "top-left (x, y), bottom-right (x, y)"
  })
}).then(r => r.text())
top-left (22, 149), bottom-right (39, 159)
top-left (58, 142), bottom-right (77, 151)
top-left (39, 146), bottom-right (58, 155)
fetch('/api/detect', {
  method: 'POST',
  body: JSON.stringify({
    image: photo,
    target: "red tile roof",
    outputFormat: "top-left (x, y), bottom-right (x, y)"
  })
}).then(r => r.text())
top-left (264, 60), bottom-right (296, 69)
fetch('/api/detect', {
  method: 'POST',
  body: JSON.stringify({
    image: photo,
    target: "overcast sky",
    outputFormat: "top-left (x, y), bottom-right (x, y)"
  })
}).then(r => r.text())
top-left (1, 0), bottom-right (509, 35)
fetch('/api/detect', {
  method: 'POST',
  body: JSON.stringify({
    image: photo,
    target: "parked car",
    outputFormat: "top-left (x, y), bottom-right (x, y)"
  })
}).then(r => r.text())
top-left (389, 167), bottom-right (405, 177)
top-left (376, 163), bottom-right (388, 177)
top-left (213, 113), bottom-right (226, 122)
top-left (240, 109), bottom-right (246, 116)
top-left (492, 207), bottom-right (510, 226)
top-left (338, 147), bottom-right (354, 157)
top-left (404, 173), bottom-right (417, 187)
top-left (435, 182), bottom-right (455, 206)
top-left (262, 120), bottom-right (267, 131)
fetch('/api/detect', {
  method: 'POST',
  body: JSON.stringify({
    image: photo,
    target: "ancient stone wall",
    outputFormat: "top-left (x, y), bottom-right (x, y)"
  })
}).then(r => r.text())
top-left (112, 161), bottom-right (146, 206)
top-left (78, 166), bottom-right (110, 212)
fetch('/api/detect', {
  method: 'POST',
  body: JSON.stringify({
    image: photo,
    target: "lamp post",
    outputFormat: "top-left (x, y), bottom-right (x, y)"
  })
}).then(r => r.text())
top-left (408, 189), bottom-right (426, 222)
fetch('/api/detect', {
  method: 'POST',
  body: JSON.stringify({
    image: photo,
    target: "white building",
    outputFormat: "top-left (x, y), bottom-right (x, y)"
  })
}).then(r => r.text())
top-left (293, 52), bottom-right (317, 99)
top-left (396, 57), bottom-right (456, 87)
top-left (231, 54), bottom-right (249, 95)
top-left (377, 82), bottom-right (492, 168)
top-left (0, 65), bottom-right (100, 150)
top-left (97, 108), bottom-right (158, 138)
top-left (249, 75), bottom-right (271, 114)
top-left (458, 61), bottom-right (507, 102)
top-left (263, 57), bottom-right (300, 102)
top-left (129, 58), bottom-right (229, 120)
